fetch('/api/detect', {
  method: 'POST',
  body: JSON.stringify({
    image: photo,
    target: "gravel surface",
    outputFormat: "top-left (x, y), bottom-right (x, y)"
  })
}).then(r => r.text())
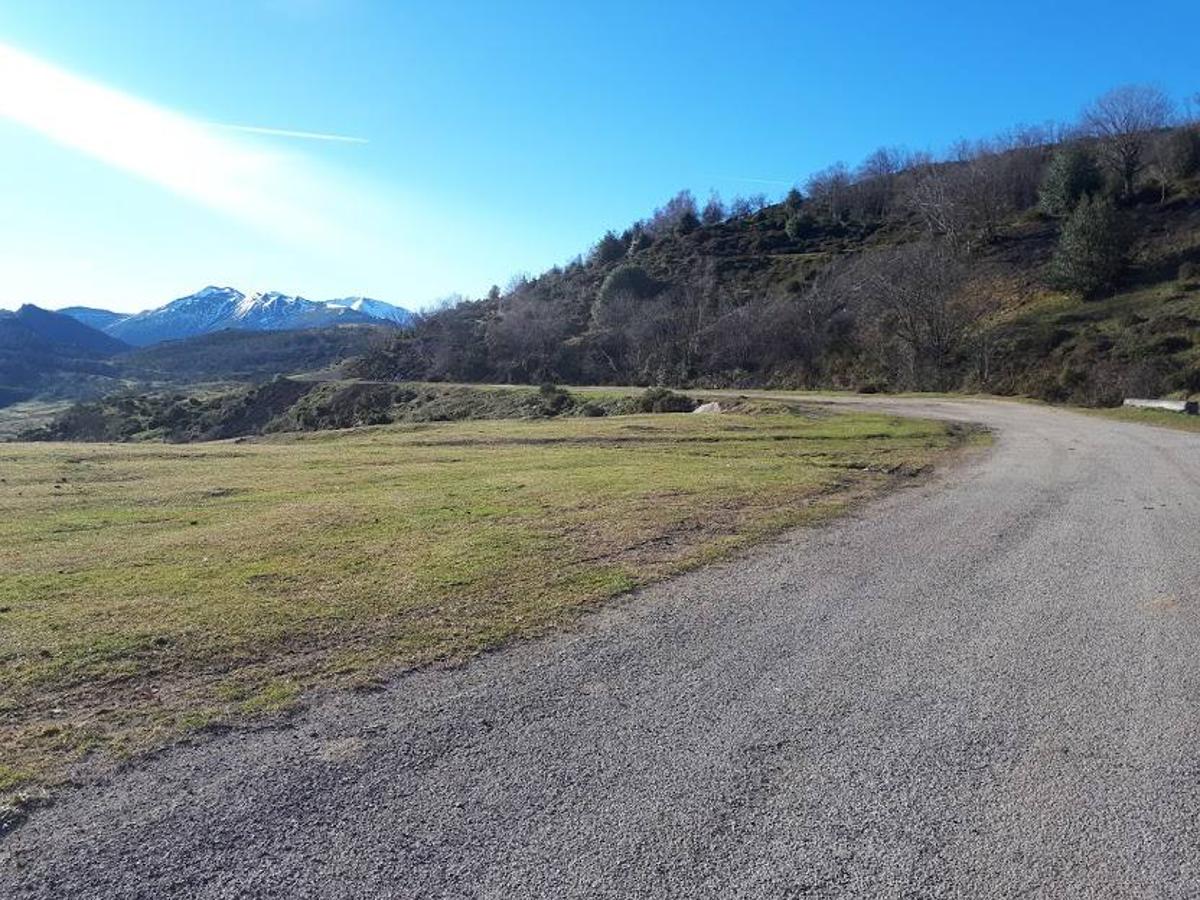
top-left (4, 398), bottom-right (1200, 898)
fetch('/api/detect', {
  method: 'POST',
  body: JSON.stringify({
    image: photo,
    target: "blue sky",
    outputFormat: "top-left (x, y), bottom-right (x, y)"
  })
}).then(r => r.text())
top-left (0, 0), bottom-right (1197, 313)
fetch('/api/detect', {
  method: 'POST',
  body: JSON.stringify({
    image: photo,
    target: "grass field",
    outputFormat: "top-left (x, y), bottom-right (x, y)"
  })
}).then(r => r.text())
top-left (1083, 406), bottom-right (1200, 433)
top-left (0, 408), bottom-right (977, 794)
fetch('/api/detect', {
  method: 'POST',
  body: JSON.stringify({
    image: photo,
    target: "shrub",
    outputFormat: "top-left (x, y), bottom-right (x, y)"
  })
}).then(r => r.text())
top-left (1150, 335), bottom-right (1192, 355)
top-left (536, 382), bottom-right (573, 414)
top-left (577, 401), bottom-right (607, 417)
top-left (784, 214), bottom-right (811, 241)
top-left (675, 210), bottom-right (701, 235)
top-left (1049, 195), bottom-right (1130, 298)
top-left (598, 265), bottom-right (663, 305)
top-left (591, 230), bottom-right (626, 265)
top-left (635, 387), bottom-right (696, 413)
top-left (1162, 129), bottom-right (1200, 181)
top-left (1039, 145), bottom-right (1103, 217)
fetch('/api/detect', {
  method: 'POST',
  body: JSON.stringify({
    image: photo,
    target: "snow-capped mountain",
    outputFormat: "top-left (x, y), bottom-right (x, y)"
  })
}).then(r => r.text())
top-left (326, 297), bottom-right (414, 326)
top-left (105, 286), bottom-right (247, 345)
top-left (62, 287), bottom-right (413, 347)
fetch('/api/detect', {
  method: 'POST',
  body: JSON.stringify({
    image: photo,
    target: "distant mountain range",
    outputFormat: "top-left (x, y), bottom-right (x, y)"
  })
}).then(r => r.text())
top-left (0, 288), bottom-right (413, 408)
top-left (59, 286), bottom-right (414, 347)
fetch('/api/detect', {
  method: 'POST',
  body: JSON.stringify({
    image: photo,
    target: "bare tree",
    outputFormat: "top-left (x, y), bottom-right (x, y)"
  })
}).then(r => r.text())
top-left (1082, 85), bottom-right (1175, 197)
top-left (485, 288), bottom-right (573, 382)
top-left (992, 125), bottom-right (1056, 210)
top-left (961, 150), bottom-right (1016, 240)
top-left (843, 240), bottom-right (982, 388)
top-left (700, 191), bottom-right (726, 226)
top-left (903, 163), bottom-right (973, 248)
top-left (726, 195), bottom-right (753, 218)
top-left (805, 163), bottom-right (852, 222)
top-left (852, 146), bottom-right (905, 219)
top-left (647, 190), bottom-right (699, 236)
top-left (1183, 93), bottom-right (1200, 125)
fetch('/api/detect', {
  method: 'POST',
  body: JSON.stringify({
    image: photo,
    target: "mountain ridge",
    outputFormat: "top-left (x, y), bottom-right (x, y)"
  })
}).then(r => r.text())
top-left (0, 305), bottom-right (130, 405)
top-left (53, 287), bottom-right (413, 347)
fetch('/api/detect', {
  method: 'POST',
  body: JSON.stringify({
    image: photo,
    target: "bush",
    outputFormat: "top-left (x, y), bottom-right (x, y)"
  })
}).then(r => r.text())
top-left (598, 265), bottom-right (663, 305)
top-left (635, 387), bottom-right (697, 413)
top-left (536, 382), bottom-right (573, 414)
top-left (1039, 145), bottom-right (1103, 217)
top-left (591, 230), bottom-right (626, 265)
top-left (1162, 129), bottom-right (1200, 181)
top-left (1150, 335), bottom-right (1192, 355)
top-left (577, 401), bottom-right (607, 417)
top-left (1049, 195), bottom-right (1130, 298)
top-left (784, 214), bottom-right (811, 241)
top-left (675, 210), bottom-right (701, 235)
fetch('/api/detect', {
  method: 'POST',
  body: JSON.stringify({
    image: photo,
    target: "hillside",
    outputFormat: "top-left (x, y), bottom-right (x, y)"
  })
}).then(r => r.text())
top-left (18, 380), bottom-right (677, 442)
top-left (0, 310), bottom-right (403, 413)
top-left (0, 306), bottom-right (131, 405)
top-left (116, 324), bottom-right (397, 383)
top-left (352, 107), bottom-right (1200, 407)
top-left (57, 306), bottom-right (129, 332)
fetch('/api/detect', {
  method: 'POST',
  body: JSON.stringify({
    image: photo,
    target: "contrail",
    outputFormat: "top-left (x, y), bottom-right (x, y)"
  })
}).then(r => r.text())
top-left (207, 122), bottom-right (368, 144)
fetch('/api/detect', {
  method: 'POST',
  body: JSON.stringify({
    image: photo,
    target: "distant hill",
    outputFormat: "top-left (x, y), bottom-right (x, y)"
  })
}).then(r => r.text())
top-left (60, 286), bottom-right (413, 346)
top-left (0, 305), bottom-right (130, 405)
top-left (9, 304), bottom-right (129, 355)
top-left (0, 304), bottom-right (403, 408)
top-left (57, 306), bottom-right (130, 332)
top-left (21, 380), bottom-right (646, 443)
top-left (118, 324), bottom-right (398, 383)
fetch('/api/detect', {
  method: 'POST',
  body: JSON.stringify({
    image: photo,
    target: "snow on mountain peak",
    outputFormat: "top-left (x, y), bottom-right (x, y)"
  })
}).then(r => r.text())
top-left (197, 285), bottom-right (241, 298)
top-left (62, 286), bottom-right (413, 347)
top-left (325, 296), bottom-right (413, 324)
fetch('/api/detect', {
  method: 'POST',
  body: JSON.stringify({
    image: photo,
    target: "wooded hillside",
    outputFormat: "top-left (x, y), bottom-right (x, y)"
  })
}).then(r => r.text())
top-left (353, 86), bottom-right (1200, 406)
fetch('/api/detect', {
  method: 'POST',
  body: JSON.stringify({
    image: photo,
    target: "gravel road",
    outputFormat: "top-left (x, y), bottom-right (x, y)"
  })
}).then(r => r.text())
top-left (5, 398), bottom-right (1200, 898)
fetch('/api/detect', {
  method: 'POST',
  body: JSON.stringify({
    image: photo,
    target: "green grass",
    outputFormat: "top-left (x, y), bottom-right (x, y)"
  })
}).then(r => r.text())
top-left (984, 276), bottom-right (1200, 404)
top-left (0, 764), bottom-right (32, 792)
top-left (0, 409), bottom-right (975, 789)
top-left (1083, 406), bottom-right (1200, 433)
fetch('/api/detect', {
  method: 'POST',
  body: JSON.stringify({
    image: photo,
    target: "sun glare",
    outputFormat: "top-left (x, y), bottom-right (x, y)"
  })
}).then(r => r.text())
top-left (0, 40), bottom-right (330, 243)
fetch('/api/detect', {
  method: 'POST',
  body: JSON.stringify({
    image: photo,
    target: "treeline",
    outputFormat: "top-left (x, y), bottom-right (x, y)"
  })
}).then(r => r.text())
top-left (351, 85), bottom-right (1200, 399)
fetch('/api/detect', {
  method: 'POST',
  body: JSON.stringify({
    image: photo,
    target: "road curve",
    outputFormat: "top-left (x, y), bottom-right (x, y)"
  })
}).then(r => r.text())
top-left (5, 398), bottom-right (1200, 898)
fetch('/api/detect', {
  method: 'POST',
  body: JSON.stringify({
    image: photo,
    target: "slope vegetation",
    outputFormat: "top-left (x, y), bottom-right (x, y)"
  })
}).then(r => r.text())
top-left (353, 107), bottom-right (1200, 407)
